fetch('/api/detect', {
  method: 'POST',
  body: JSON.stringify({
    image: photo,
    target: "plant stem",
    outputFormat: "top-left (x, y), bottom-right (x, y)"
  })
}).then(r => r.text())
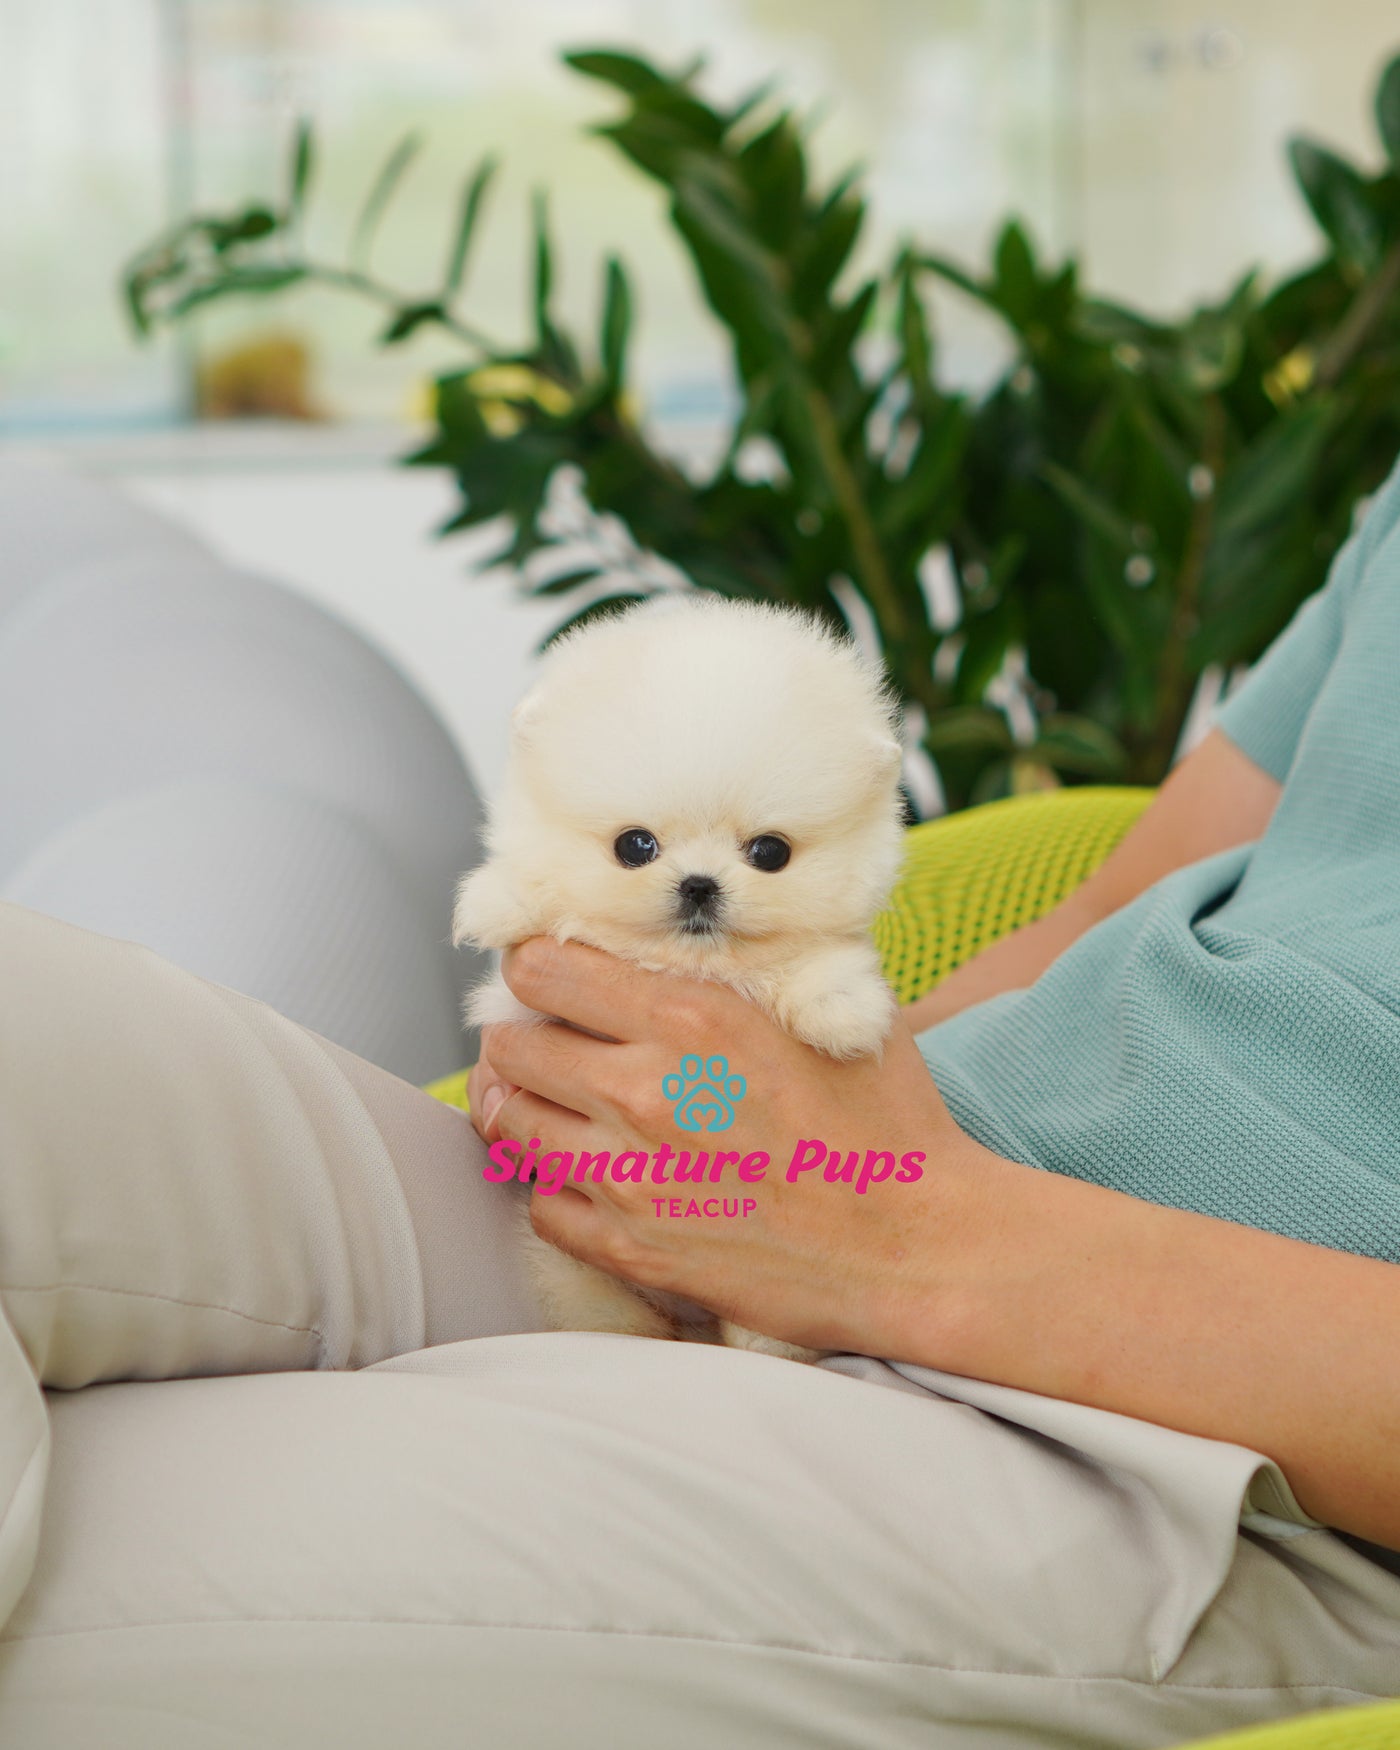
top-left (797, 378), bottom-right (947, 722)
top-left (299, 260), bottom-right (503, 355)
top-left (800, 383), bottom-right (904, 630)
top-left (1314, 238), bottom-right (1400, 390)
top-left (1142, 395), bottom-right (1224, 778)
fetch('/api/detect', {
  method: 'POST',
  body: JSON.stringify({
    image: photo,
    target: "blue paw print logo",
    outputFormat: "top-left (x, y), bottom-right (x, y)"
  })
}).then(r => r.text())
top-left (662, 1054), bottom-right (746, 1132)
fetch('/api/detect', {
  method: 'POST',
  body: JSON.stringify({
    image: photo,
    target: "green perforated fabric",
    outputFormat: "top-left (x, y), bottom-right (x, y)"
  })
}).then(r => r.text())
top-left (872, 785), bottom-right (1152, 1004)
top-left (1177, 1700), bottom-right (1400, 1749)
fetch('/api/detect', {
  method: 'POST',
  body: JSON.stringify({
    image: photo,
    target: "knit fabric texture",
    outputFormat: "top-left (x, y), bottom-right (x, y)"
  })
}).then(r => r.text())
top-left (918, 453), bottom-right (1400, 1261)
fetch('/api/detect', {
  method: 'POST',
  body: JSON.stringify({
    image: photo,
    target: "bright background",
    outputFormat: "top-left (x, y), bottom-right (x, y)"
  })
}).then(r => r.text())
top-left (5, 0), bottom-right (1400, 793)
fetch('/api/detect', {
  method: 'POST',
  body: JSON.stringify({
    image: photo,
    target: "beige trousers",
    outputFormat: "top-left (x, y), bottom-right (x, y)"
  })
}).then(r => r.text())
top-left (1, 900), bottom-right (1397, 1749)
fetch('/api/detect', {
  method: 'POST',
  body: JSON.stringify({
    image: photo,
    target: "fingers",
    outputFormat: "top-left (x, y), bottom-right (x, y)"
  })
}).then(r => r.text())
top-left (501, 937), bottom-right (742, 1047)
top-left (484, 1018), bottom-right (614, 1122)
top-left (529, 1184), bottom-right (668, 1293)
top-left (494, 1085), bottom-right (595, 1158)
top-left (466, 1056), bottom-right (519, 1142)
top-left (494, 1086), bottom-right (645, 1220)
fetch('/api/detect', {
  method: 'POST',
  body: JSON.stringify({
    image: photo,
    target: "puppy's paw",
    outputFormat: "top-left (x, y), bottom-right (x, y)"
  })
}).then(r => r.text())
top-left (464, 970), bottom-right (544, 1031)
top-left (719, 1321), bottom-right (823, 1364)
top-left (774, 944), bottom-right (895, 1060)
top-left (452, 861), bottom-right (536, 951)
top-left (526, 1232), bottom-right (676, 1340)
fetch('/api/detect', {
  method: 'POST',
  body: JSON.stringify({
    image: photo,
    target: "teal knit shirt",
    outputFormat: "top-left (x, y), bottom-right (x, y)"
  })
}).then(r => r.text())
top-left (917, 456), bottom-right (1400, 1261)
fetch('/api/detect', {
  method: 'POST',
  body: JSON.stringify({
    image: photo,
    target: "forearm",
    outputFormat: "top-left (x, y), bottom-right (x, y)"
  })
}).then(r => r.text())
top-left (903, 890), bottom-right (1104, 1030)
top-left (895, 1141), bottom-right (1400, 1550)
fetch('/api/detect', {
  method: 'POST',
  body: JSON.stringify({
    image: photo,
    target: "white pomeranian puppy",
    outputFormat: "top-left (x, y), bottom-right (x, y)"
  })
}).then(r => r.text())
top-left (452, 593), bottom-right (906, 1360)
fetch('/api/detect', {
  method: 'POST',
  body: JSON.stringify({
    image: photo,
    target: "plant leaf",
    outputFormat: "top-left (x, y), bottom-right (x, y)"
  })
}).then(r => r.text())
top-left (529, 566), bottom-right (605, 596)
top-left (793, 180), bottom-right (864, 311)
top-left (1039, 461), bottom-right (1142, 553)
top-left (1032, 714), bottom-right (1127, 778)
top-left (1212, 400), bottom-right (1336, 543)
top-left (670, 165), bottom-right (791, 367)
top-left (444, 156), bottom-right (497, 297)
top-left (921, 705), bottom-right (1014, 756)
top-left (564, 50), bottom-right (676, 99)
top-left (600, 255), bottom-right (632, 385)
top-left (875, 402), bottom-right (970, 543)
top-left (993, 220), bottom-right (1038, 327)
top-left (738, 111), bottom-right (806, 253)
top-left (727, 74), bottom-right (778, 131)
top-left (532, 188), bottom-right (555, 342)
top-left (953, 601), bottom-right (1015, 706)
top-left (380, 301), bottom-right (445, 345)
top-left (810, 276), bottom-right (878, 382)
top-left (895, 254), bottom-right (935, 391)
top-left (1194, 523), bottom-right (1315, 666)
top-left (288, 119), bottom-right (315, 218)
top-left (539, 592), bottom-right (653, 648)
top-left (210, 205), bottom-right (279, 252)
top-left (1077, 298), bottom-right (1174, 348)
top-left (124, 275), bottom-right (151, 336)
top-left (1177, 307), bottom-right (1244, 391)
top-left (916, 251), bottom-right (993, 307)
top-left (352, 132), bottom-right (423, 268)
top-left (167, 266), bottom-right (306, 318)
top-left (1288, 137), bottom-right (1384, 273)
top-left (1377, 53), bottom-right (1400, 169)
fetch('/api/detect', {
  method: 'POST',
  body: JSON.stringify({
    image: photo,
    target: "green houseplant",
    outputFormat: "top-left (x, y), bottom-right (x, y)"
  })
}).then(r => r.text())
top-left (124, 47), bottom-right (1400, 811)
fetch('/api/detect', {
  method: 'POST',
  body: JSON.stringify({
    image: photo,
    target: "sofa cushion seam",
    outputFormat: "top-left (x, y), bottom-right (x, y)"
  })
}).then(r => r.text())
top-left (0, 1616), bottom-right (1392, 1697)
top-left (2, 1282), bottom-right (327, 1364)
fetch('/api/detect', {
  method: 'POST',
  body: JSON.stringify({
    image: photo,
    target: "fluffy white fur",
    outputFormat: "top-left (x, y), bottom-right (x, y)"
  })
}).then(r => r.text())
top-left (453, 594), bottom-right (906, 1361)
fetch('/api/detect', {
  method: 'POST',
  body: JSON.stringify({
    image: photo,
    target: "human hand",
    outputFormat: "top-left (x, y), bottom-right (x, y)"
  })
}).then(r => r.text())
top-left (480, 937), bottom-right (1003, 1358)
top-left (466, 1053), bottom-right (517, 1144)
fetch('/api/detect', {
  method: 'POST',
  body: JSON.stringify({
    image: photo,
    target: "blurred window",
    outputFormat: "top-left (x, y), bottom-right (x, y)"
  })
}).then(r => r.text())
top-left (3, 1), bottom-right (1398, 435)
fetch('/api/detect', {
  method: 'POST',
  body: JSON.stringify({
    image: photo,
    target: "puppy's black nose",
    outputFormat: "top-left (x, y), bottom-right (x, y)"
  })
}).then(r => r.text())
top-left (677, 874), bottom-right (720, 909)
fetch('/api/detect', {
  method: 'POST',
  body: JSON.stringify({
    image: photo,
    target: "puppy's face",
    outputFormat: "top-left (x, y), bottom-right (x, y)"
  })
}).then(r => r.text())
top-left (514, 762), bottom-right (899, 952)
top-left (493, 603), bottom-right (905, 952)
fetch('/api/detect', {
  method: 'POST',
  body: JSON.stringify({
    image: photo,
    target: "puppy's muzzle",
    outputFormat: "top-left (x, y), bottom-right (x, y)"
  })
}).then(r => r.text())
top-left (676, 873), bottom-right (723, 934)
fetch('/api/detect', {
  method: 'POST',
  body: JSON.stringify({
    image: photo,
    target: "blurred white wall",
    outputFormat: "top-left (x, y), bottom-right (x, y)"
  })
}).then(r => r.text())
top-left (0, 0), bottom-right (177, 426)
top-left (1075, 2), bottom-right (1400, 312)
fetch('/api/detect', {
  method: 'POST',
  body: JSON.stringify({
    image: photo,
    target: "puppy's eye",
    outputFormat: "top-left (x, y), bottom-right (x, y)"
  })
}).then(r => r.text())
top-left (744, 834), bottom-right (791, 873)
top-left (614, 828), bottom-right (660, 868)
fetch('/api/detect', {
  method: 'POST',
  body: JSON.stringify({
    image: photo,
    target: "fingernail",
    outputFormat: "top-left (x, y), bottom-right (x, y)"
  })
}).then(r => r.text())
top-left (481, 1085), bottom-right (504, 1129)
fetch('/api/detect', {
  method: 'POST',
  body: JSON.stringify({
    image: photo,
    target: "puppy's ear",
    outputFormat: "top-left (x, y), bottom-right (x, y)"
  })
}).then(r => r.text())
top-left (510, 687), bottom-right (545, 744)
top-left (868, 734), bottom-right (902, 782)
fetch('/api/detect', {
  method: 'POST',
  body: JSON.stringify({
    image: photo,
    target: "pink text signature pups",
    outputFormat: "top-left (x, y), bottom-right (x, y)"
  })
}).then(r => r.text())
top-left (485, 1136), bottom-right (927, 1198)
